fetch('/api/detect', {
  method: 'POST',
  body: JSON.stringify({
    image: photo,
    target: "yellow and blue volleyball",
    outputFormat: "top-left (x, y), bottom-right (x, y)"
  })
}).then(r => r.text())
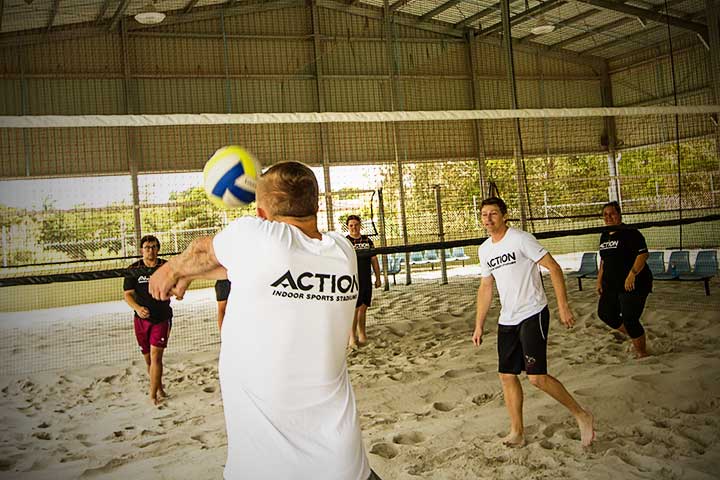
top-left (203, 146), bottom-right (261, 208)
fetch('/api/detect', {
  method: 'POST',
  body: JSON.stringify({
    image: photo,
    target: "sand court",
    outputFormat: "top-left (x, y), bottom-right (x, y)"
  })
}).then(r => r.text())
top-left (1, 275), bottom-right (719, 479)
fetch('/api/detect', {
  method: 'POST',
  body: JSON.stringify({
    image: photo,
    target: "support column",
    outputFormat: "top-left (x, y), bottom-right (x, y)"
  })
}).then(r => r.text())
top-left (706, 0), bottom-right (720, 178)
top-left (500, 0), bottom-right (528, 229)
top-left (433, 185), bottom-right (448, 285)
top-left (465, 31), bottom-right (488, 196)
top-left (601, 64), bottom-right (621, 203)
top-left (19, 46), bottom-right (31, 177)
top-left (311, 0), bottom-right (335, 231)
top-left (384, 0), bottom-right (412, 285)
top-left (377, 188), bottom-right (390, 291)
top-left (120, 18), bottom-right (142, 254)
top-left (221, 11), bottom-right (234, 142)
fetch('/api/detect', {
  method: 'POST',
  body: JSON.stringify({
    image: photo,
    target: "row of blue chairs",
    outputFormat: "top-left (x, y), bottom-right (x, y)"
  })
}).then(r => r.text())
top-left (383, 248), bottom-right (472, 284)
top-left (568, 250), bottom-right (719, 295)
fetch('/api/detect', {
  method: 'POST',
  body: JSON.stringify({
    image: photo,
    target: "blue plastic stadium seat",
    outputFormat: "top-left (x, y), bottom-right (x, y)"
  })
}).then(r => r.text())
top-left (646, 251), bottom-right (665, 276)
top-left (451, 247), bottom-right (471, 266)
top-left (678, 250), bottom-right (718, 295)
top-left (386, 254), bottom-right (402, 285)
top-left (654, 250), bottom-right (690, 280)
top-left (424, 250), bottom-right (440, 269)
top-left (409, 251), bottom-right (429, 266)
top-left (567, 252), bottom-right (598, 291)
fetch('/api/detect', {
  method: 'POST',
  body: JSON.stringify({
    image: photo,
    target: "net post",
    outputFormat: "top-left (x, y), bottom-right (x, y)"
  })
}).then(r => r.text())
top-left (310, 0), bottom-right (334, 231)
top-left (465, 30), bottom-right (488, 197)
top-left (500, 0), bottom-right (528, 230)
top-left (706, 0), bottom-right (720, 180)
top-left (601, 64), bottom-right (621, 203)
top-left (433, 184), bottom-right (448, 285)
top-left (377, 188), bottom-right (390, 291)
top-left (120, 17), bottom-right (143, 253)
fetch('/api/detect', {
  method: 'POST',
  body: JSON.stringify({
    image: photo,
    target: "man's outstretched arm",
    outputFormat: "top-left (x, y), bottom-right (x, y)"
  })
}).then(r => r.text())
top-left (149, 236), bottom-right (226, 300)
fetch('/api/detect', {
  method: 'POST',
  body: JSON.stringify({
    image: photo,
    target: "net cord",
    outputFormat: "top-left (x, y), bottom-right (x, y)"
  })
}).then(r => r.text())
top-left (1, 106), bottom-right (720, 128)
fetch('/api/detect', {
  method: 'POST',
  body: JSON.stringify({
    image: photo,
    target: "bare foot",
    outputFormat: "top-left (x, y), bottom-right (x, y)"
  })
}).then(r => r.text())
top-left (150, 395), bottom-right (160, 406)
top-left (576, 410), bottom-right (595, 447)
top-left (158, 388), bottom-right (167, 398)
top-left (501, 432), bottom-right (525, 448)
top-left (348, 336), bottom-right (359, 349)
top-left (357, 333), bottom-right (368, 345)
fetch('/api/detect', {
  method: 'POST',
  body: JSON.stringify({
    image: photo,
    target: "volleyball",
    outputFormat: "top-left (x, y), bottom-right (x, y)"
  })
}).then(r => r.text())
top-left (203, 145), bottom-right (261, 208)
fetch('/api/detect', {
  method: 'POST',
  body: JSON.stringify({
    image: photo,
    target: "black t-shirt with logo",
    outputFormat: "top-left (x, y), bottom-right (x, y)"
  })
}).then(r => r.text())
top-left (123, 258), bottom-right (173, 323)
top-left (599, 226), bottom-right (652, 294)
top-left (346, 235), bottom-right (374, 284)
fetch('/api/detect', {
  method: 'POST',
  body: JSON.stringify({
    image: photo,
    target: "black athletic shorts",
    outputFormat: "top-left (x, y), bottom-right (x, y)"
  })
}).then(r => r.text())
top-left (355, 285), bottom-right (372, 308)
top-left (497, 306), bottom-right (550, 375)
top-left (215, 279), bottom-right (231, 302)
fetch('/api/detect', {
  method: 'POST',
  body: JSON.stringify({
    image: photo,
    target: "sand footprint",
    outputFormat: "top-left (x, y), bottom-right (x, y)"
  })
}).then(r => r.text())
top-left (542, 423), bottom-right (562, 438)
top-left (433, 402), bottom-right (454, 412)
top-left (539, 439), bottom-right (554, 450)
top-left (471, 393), bottom-right (495, 406)
top-left (442, 367), bottom-right (480, 379)
top-left (392, 431), bottom-right (426, 445)
top-left (369, 442), bottom-right (399, 459)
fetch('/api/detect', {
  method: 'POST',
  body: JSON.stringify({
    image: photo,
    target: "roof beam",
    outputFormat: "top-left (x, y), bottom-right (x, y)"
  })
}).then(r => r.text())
top-left (579, 10), bottom-right (705, 55)
top-left (454, 6), bottom-right (496, 28)
top-left (479, 0), bottom-right (567, 36)
top-left (46, 0), bottom-right (61, 32)
top-left (317, 0), bottom-right (606, 69)
top-left (1, 0), bottom-right (303, 46)
top-left (108, 0), bottom-right (131, 31)
top-left (420, 0), bottom-right (464, 22)
top-left (95, 0), bottom-right (113, 24)
top-left (607, 32), bottom-right (701, 64)
top-left (184, 0), bottom-right (202, 14)
top-left (574, 0), bottom-right (708, 38)
top-left (551, 17), bottom-right (634, 49)
top-left (389, 0), bottom-right (413, 13)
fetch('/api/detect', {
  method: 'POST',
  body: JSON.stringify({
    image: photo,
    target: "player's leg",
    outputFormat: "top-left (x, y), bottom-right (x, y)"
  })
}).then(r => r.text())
top-left (349, 306), bottom-right (361, 348)
top-left (497, 324), bottom-right (525, 446)
top-left (619, 291), bottom-right (649, 358)
top-left (597, 290), bottom-right (624, 334)
top-left (499, 373), bottom-right (525, 446)
top-left (357, 289), bottom-right (372, 344)
top-left (522, 308), bottom-right (594, 446)
top-left (148, 346), bottom-right (165, 404)
top-left (134, 315), bottom-right (152, 376)
top-left (148, 320), bottom-right (171, 403)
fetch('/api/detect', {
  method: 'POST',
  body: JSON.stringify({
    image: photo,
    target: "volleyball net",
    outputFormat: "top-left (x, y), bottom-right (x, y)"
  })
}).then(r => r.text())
top-left (1, 105), bottom-right (719, 374)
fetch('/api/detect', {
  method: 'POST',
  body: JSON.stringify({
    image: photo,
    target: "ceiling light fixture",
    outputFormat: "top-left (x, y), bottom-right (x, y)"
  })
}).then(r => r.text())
top-left (530, 16), bottom-right (555, 35)
top-left (135, 2), bottom-right (166, 25)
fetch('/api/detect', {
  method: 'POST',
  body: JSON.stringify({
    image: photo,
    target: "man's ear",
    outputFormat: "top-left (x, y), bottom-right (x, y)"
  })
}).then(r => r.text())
top-left (256, 206), bottom-right (269, 219)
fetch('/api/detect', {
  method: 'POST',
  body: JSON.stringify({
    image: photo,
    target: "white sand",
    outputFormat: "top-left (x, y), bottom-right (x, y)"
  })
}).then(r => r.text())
top-left (1, 276), bottom-right (720, 479)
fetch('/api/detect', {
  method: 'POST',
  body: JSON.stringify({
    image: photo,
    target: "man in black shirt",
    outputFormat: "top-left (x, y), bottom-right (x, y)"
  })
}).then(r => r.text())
top-left (123, 235), bottom-right (173, 405)
top-left (596, 201), bottom-right (652, 358)
top-left (346, 215), bottom-right (381, 348)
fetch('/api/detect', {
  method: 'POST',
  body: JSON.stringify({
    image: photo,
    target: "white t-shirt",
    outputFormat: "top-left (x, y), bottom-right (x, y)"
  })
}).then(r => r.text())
top-left (213, 216), bottom-right (370, 480)
top-left (478, 227), bottom-right (548, 326)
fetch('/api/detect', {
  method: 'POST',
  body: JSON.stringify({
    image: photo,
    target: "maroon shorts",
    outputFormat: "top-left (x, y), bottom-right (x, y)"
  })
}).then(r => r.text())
top-left (134, 316), bottom-right (172, 354)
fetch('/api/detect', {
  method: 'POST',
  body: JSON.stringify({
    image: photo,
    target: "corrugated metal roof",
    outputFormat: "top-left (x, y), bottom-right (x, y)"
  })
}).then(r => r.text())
top-left (0, 0), bottom-right (707, 60)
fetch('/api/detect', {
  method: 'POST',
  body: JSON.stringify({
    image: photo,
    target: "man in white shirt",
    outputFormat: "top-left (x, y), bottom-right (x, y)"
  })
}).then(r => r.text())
top-left (473, 197), bottom-right (594, 448)
top-left (149, 161), bottom-right (379, 480)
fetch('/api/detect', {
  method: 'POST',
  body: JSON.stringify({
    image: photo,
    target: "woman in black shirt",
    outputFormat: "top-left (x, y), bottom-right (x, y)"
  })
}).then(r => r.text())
top-left (596, 201), bottom-right (652, 358)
